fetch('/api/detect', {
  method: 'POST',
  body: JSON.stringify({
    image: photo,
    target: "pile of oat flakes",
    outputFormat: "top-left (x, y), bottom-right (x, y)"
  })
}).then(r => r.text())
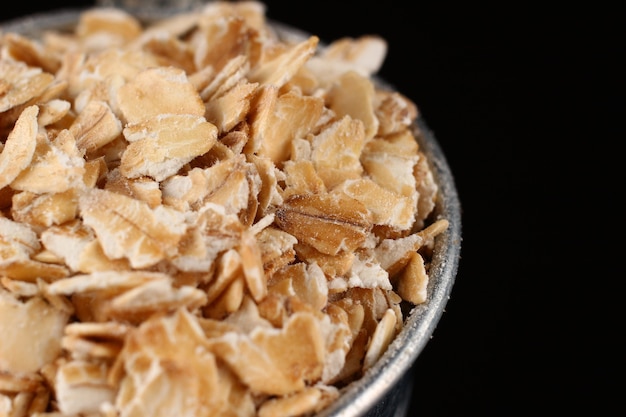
top-left (0, 2), bottom-right (448, 416)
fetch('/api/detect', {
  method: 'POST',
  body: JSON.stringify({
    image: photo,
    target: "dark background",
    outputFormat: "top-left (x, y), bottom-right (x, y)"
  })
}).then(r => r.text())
top-left (2, 1), bottom-right (623, 416)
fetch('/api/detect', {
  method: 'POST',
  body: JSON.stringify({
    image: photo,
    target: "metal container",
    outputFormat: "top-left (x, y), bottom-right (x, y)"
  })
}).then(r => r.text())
top-left (1, 2), bottom-right (462, 416)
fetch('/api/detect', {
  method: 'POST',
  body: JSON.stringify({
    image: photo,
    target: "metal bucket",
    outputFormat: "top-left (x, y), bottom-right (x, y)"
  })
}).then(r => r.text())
top-left (1, 3), bottom-right (462, 416)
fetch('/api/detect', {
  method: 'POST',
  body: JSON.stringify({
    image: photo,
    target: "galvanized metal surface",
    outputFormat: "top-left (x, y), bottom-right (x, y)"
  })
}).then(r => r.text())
top-left (1, 4), bottom-right (462, 417)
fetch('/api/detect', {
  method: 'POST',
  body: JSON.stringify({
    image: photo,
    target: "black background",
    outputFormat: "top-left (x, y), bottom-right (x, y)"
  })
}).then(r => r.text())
top-left (2, 1), bottom-right (623, 416)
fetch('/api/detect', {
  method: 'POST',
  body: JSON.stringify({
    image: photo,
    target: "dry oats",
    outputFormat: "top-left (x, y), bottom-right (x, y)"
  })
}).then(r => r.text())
top-left (0, 2), bottom-right (447, 416)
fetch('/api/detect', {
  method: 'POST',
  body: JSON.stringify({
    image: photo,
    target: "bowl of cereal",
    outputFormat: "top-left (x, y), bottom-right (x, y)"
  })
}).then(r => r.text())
top-left (0, 1), bottom-right (461, 416)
